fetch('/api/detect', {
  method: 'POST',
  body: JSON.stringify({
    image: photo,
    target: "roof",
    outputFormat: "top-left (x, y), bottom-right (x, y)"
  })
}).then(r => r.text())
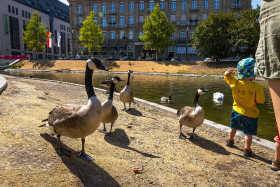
top-left (13, 0), bottom-right (69, 23)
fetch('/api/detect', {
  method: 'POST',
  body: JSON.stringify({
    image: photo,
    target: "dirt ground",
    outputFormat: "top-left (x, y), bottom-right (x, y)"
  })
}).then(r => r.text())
top-left (0, 74), bottom-right (279, 186)
top-left (19, 60), bottom-right (238, 75)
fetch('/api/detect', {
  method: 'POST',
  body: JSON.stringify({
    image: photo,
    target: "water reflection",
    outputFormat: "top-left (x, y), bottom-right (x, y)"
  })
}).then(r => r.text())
top-left (1, 70), bottom-right (275, 141)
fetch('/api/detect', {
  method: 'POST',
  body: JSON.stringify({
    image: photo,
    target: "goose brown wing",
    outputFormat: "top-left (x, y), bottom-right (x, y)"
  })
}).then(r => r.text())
top-left (177, 106), bottom-right (194, 116)
top-left (48, 104), bottom-right (83, 126)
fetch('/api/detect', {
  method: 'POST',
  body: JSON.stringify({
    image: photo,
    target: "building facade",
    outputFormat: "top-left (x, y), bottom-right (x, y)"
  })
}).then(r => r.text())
top-left (0, 0), bottom-right (70, 59)
top-left (68, 0), bottom-right (251, 60)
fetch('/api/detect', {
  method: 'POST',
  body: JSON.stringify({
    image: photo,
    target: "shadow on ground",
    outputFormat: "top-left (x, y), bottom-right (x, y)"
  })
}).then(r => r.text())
top-left (188, 133), bottom-right (230, 155)
top-left (154, 61), bottom-right (197, 66)
top-left (203, 61), bottom-right (238, 69)
top-left (125, 108), bottom-right (143, 116)
top-left (40, 133), bottom-right (120, 187)
top-left (104, 128), bottom-right (160, 158)
top-left (31, 60), bottom-right (55, 69)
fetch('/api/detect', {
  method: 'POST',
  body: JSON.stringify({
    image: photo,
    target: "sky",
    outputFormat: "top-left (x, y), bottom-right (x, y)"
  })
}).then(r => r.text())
top-left (59, 0), bottom-right (261, 9)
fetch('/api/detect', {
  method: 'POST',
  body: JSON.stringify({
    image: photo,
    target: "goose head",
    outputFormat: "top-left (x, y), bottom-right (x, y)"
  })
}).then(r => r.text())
top-left (87, 58), bottom-right (108, 71)
top-left (128, 69), bottom-right (133, 74)
top-left (197, 88), bottom-right (210, 95)
top-left (112, 76), bottom-right (125, 83)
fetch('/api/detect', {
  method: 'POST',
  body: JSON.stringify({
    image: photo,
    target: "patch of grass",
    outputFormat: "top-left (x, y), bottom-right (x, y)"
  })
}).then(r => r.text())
top-left (10, 62), bottom-right (24, 69)
top-left (102, 61), bottom-right (120, 70)
top-left (177, 70), bottom-right (190, 74)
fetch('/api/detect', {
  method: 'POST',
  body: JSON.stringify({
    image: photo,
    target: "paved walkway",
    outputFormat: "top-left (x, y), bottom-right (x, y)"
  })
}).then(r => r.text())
top-left (0, 75), bottom-right (8, 94)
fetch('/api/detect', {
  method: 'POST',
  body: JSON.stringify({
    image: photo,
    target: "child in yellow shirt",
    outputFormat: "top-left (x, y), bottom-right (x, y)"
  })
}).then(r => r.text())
top-left (224, 58), bottom-right (265, 157)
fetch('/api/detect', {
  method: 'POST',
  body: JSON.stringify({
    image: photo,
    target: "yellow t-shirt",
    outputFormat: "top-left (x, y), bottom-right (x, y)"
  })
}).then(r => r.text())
top-left (224, 74), bottom-right (265, 118)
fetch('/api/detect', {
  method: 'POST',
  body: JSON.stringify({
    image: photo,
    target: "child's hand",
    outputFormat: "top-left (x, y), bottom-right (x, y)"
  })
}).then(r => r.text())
top-left (224, 69), bottom-right (235, 77)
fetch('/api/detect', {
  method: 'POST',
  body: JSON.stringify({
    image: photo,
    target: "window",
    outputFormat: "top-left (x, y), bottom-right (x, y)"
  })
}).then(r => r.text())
top-left (12, 6), bottom-right (15, 14)
top-left (93, 17), bottom-right (98, 23)
top-left (129, 31), bottom-right (133, 39)
top-left (77, 5), bottom-right (82, 13)
top-left (129, 16), bottom-right (134, 24)
top-left (129, 2), bottom-right (134, 13)
top-left (192, 0), bottom-right (197, 10)
top-left (93, 4), bottom-right (97, 14)
top-left (102, 3), bottom-right (106, 14)
top-left (128, 46), bottom-right (134, 57)
top-left (139, 16), bottom-right (144, 23)
top-left (203, 0), bottom-right (208, 10)
top-left (102, 17), bottom-right (106, 27)
top-left (102, 31), bottom-right (106, 39)
top-left (171, 1), bottom-right (176, 11)
top-left (149, 1), bottom-right (155, 11)
top-left (139, 1), bottom-right (144, 10)
top-left (110, 3), bottom-right (115, 13)
top-left (120, 16), bottom-right (124, 27)
top-left (179, 31), bottom-right (185, 38)
top-left (171, 33), bottom-right (175, 39)
top-left (190, 30), bottom-right (194, 37)
top-left (120, 2), bottom-right (124, 13)
top-left (181, 1), bottom-right (186, 11)
top-left (16, 8), bottom-right (18, 15)
top-left (28, 12), bottom-right (30, 19)
top-left (139, 31), bottom-right (143, 38)
top-left (214, 0), bottom-right (219, 9)
top-left (8, 5), bottom-right (11, 13)
top-left (111, 16), bottom-right (115, 24)
top-left (120, 30), bottom-right (124, 39)
top-left (25, 11), bottom-right (27, 18)
top-left (233, 0), bottom-right (240, 8)
top-left (111, 31), bottom-right (115, 39)
top-left (160, 0), bottom-right (165, 9)
top-left (78, 18), bottom-right (83, 25)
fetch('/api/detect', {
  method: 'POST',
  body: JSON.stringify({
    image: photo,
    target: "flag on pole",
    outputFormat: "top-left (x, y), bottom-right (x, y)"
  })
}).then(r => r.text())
top-left (57, 31), bottom-right (61, 48)
top-left (47, 32), bottom-right (52, 48)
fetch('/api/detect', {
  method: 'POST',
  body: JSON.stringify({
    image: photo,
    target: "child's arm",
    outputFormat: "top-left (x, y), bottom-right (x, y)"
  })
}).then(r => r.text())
top-left (224, 69), bottom-right (235, 77)
top-left (255, 84), bottom-right (265, 104)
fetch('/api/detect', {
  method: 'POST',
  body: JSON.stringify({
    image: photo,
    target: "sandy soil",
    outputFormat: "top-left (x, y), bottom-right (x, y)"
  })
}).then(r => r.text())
top-left (0, 74), bottom-right (279, 186)
top-left (19, 60), bottom-right (238, 75)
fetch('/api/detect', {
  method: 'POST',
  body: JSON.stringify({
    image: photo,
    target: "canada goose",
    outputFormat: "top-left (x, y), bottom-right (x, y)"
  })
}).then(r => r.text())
top-left (177, 88), bottom-right (210, 140)
top-left (213, 92), bottom-right (224, 100)
top-left (41, 57), bottom-right (108, 161)
top-left (120, 70), bottom-right (134, 110)
top-left (100, 77), bottom-right (118, 94)
top-left (161, 94), bottom-right (172, 103)
top-left (99, 76), bottom-right (125, 136)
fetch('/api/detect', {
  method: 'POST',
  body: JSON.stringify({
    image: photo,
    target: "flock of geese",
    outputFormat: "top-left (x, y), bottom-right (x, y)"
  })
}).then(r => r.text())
top-left (41, 57), bottom-right (224, 161)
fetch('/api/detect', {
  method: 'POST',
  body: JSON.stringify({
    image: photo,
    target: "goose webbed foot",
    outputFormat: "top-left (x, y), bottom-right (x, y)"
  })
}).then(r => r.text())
top-left (58, 147), bottom-right (71, 157)
top-left (189, 129), bottom-right (197, 141)
top-left (105, 131), bottom-right (112, 136)
top-left (78, 152), bottom-right (94, 162)
top-left (99, 129), bottom-right (107, 134)
top-left (179, 133), bottom-right (186, 140)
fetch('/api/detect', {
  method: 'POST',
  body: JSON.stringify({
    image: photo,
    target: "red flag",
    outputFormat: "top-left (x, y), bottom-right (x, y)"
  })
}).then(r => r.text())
top-left (47, 32), bottom-right (52, 48)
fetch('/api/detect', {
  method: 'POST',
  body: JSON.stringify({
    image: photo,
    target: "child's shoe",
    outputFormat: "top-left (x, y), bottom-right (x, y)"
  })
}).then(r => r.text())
top-left (270, 160), bottom-right (280, 171)
top-left (226, 139), bottom-right (234, 147)
top-left (243, 148), bottom-right (254, 157)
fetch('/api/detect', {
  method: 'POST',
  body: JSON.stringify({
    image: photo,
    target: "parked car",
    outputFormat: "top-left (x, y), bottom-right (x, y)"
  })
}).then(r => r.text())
top-left (120, 56), bottom-right (136, 61)
top-left (78, 56), bottom-right (87, 60)
top-left (171, 57), bottom-right (181, 61)
top-left (103, 56), bottom-right (120, 61)
top-left (204, 58), bottom-right (214, 61)
top-left (143, 57), bottom-right (156, 61)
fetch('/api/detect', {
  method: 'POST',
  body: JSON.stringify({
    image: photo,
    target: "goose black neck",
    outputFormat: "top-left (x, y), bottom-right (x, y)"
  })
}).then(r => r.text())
top-left (108, 81), bottom-right (116, 100)
top-left (126, 73), bottom-right (131, 85)
top-left (85, 64), bottom-right (95, 99)
top-left (169, 95), bottom-right (172, 100)
top-left (194, 93), bottom-right (200, 108)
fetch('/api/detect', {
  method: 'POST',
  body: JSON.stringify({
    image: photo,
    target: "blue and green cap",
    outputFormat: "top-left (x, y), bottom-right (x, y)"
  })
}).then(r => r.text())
top-left (237, 58), bottom-right (256, 79)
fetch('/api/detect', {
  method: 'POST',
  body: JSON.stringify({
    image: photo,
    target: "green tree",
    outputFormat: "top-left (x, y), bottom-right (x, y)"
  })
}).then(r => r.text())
top-left (23, 11), bottom-right (48, 59)
top-left (231, 8), bottom-right (260, 58)
top-left (191, 12), bottom-right (236, 62)
top-left (140, 4), bottom-right (175, 61)
top-left (79, 11), bottom-right (104, 56)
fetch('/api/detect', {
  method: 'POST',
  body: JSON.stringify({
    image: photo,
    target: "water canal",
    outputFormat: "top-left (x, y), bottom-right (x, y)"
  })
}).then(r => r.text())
top-left (1, 70), bottom-right (276, 141)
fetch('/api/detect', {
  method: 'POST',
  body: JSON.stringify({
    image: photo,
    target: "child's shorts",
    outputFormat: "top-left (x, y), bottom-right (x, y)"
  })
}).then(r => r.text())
top-left (274, 122), bottom-right (280, 143)
top-left (230, 109), bottom-right (258, 135)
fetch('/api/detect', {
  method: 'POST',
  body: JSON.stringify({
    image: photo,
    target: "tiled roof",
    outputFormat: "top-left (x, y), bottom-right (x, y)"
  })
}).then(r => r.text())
top-left (13, 0), bottom-right (69, 22)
